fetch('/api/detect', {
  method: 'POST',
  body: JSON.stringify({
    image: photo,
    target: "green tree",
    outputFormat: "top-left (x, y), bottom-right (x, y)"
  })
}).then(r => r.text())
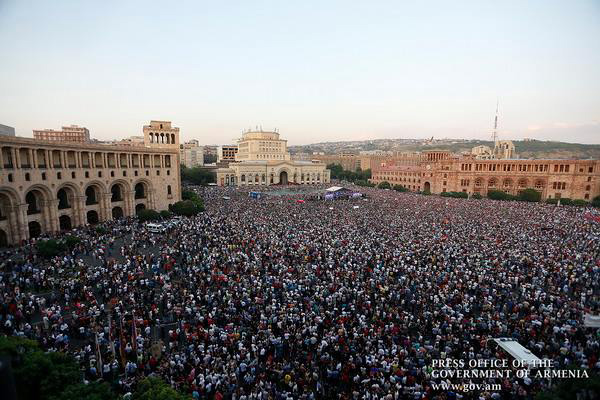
top-left (132, 377), bottom-right (190, 400)
top-left (393, 185), bottom-right (408, 192)
top-left (51, 382), bottom-right (115, 400)
top-left (377, 181), bottom-right (391, 189)
top-left (171, 200), bottom-right (201, 216)
top-left (180, 166), bottom-right (216, 185)
top-left (137, 209), bottom-right (161, 222)
top-left (571, 199), bottom-right (588, 207)
top-left (14, 350), bottom-right (82, 400)
top-left (159, 210), bottom-right (172, 219)
top-left (36, 239), bottom-right (66, 258)
top-left (518, 188), bottom-right (541, 202)
top-left (472, 193), bottom-right (483, 199)
top-left (488, 190), bottom-right (511, 201)
top-left (180, 190), bottom-right (205, 212)
top-left (63, 235), bottom-right (81, 249)
top-left (592, 195), bottom-right (600, 208)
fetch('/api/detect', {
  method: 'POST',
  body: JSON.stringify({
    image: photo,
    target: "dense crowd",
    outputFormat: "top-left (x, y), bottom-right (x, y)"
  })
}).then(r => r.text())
top-left (1, 184), bottom-right (599, 399)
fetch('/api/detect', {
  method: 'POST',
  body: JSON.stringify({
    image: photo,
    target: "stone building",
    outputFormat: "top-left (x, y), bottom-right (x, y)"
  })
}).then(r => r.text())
top-left (180, 140), bottom-right (204, 168)
top-left (33, 125), bottom-right (90, 143)
top-left (0, 124), bottom-right (15, 136)
top-left (311, 153), bottom-right (361, 172)
top-left (370, 151), bottom-right (599, 201)
top-left (217, 145), bottom-right (238, 163)
top-left (0, 121), bottom-right (181, 246)
top-left (216, 129), bottom-right (330, 186)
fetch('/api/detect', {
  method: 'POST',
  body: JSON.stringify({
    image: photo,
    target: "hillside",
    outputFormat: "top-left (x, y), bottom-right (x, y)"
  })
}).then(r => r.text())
top-left (290, 139), bottom-right (600, 160)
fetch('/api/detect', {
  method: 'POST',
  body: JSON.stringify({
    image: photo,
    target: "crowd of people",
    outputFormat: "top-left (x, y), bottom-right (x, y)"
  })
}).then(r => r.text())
top-left (1, 184), bottom-right (599, 399)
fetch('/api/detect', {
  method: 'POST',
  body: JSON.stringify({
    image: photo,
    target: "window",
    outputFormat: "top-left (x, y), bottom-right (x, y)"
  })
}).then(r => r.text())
top-left (71, 172), bottom-right (76, 179)
top-left (585, 185), bottom-right (591, 191)
top-left (588, 177), bottom-right (592, 182)
top-left (123, 171), bottom-right (127, 177)
top-left (25, 173), bottom-right (30, 181)
top-left (85, 171), bottom-right (89, 178)
top-left (585, 194), bottom-right (590, 199)
top-left (156, 170), bottom-right (160, 176)
top-left (8, 174), bottom-right (12, 182)
top-left (146, 170), bottom-right (149, 176)
top-left (111, 171), bottom-right (115, 177)
top-left (167, 185), bottom-right (172, 195)
top-left (135, 171), bottom-right (138, 176)
top-left (57, 172), bottom-right (62, 179)
top-left (167, 170), bottom-right (170, 176)
top-left (98, 171), bottom-right (102, 178)
top-left (41, 172), bottom-right (46, 180)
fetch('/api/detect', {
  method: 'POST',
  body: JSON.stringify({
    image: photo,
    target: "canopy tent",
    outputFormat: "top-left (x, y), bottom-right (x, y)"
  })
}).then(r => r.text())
top-left (325, 186), bottom-right (352, 193)
top-left (493, 338), bottom-right (541, 367)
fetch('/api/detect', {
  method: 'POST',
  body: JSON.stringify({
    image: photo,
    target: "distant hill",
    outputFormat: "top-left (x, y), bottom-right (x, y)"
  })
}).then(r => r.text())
top-left (290, 139), bottom-right (600, 160)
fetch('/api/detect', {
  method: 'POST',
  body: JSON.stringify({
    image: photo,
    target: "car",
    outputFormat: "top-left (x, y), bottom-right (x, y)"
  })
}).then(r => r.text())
top-left (146, 223), bottom-right (166, 233)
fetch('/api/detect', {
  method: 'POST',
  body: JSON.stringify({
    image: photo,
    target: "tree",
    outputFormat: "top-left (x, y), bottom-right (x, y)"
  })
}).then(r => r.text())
top-left (36, 239), bottom-right (66, 258)
top-left (487, 190), bottom-right (513, 201)
top-left (592, 195), bottom-right (600, 208)
top-left (63, 235), bottom-right (81, 249)
top-left (571, 199), bottom-right (588, 207)
top-left (132, 377), bottom-right (190, 400)
top-left (518, 188), bottom-right (541, 202)
top-left (180, 166), bottom-right (216, 185)
top-left (440, 191), bottom-right (468, 198)
top-left (159, 210), bottom-right (172, 219)
top-left (137, 209), bottom-right (161, 222)
top-left (180, 190), bottom-right (205, 212)
top-left (377, 181), bottom-right (391, 189)
top-left (12, 349), bottom-right (82, 400)
top-left (171, 200), bottom-right (201, 216)
top-left (51, 382), bottom-right (115, 400)
top-left (393, 185), bottom-right (408, 192)
top-left (472, 193), bottom-right (482, 199)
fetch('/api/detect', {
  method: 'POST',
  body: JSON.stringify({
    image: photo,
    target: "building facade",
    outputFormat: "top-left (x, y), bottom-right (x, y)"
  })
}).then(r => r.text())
top-left (33, 125), bottom-right (90, 143)
top-left (0, 121), bottom-right (181, 246)
top-left (217, 145), bottom-right (238, 163)
top-left (216, 129), bottom-right (330, 186)
top-left (312, 153), bottom-right (361, 172)
top-left (0, 124), bottom-right (16, 136)
top-left (370, 151), bottom-right (599, 201)
top-left (180, 140), bottom-right (204, 168)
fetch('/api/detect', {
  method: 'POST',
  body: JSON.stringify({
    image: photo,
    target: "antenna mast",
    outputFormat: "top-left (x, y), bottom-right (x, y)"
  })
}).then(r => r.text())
top-left (492, 99), bottom-right (499, 144)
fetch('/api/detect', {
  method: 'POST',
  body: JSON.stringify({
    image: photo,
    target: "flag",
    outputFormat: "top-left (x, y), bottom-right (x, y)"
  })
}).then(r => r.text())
top-left (132, 311), bottom-right (137, 352)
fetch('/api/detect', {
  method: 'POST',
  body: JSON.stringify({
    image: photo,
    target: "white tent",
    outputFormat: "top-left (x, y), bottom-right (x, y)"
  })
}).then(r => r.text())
top-left (584, 314), bottom-right (600, 328)
top-left (493, 338), bottom-right (541, 367)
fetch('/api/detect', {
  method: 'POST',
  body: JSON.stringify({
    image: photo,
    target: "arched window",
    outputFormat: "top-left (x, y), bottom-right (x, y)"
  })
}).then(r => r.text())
top-left (134, 183), bottom-right (146, 199)
top-left (167, 185), bottom-right (172, 195)
top-left (85, 186), bottom-right (98, 205)
top-left (57, 188), bottom-right (70, 209)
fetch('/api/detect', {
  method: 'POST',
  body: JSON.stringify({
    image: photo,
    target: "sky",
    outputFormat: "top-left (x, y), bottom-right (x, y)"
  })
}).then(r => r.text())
top-left (0, 0), bottom-right (599, 145)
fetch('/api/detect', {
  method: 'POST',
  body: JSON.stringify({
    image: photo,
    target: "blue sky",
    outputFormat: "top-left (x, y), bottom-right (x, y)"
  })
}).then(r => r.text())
top-left (0, 0), bottom-right (599, 144)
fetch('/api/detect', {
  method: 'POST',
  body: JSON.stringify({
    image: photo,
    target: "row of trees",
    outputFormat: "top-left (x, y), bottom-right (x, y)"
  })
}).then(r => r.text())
top-left (0, 336), bottom-right (189, 400)
top-left (137, 190), bottom-right (205, 222)
top-left (36, 235), bottom-right (81, 257)
top-left (180, 165), bottom-right (216, 185)
top-left (327, 164), bottom-right (372, 183)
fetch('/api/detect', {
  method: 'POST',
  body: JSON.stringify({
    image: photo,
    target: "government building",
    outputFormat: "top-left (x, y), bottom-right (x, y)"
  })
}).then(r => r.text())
top-left (0, 120), bottom-right (181, 246)
top-left (370, 149), bottom-right (599, 201)
top-left (216, 128), bottom-right (330, 186)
